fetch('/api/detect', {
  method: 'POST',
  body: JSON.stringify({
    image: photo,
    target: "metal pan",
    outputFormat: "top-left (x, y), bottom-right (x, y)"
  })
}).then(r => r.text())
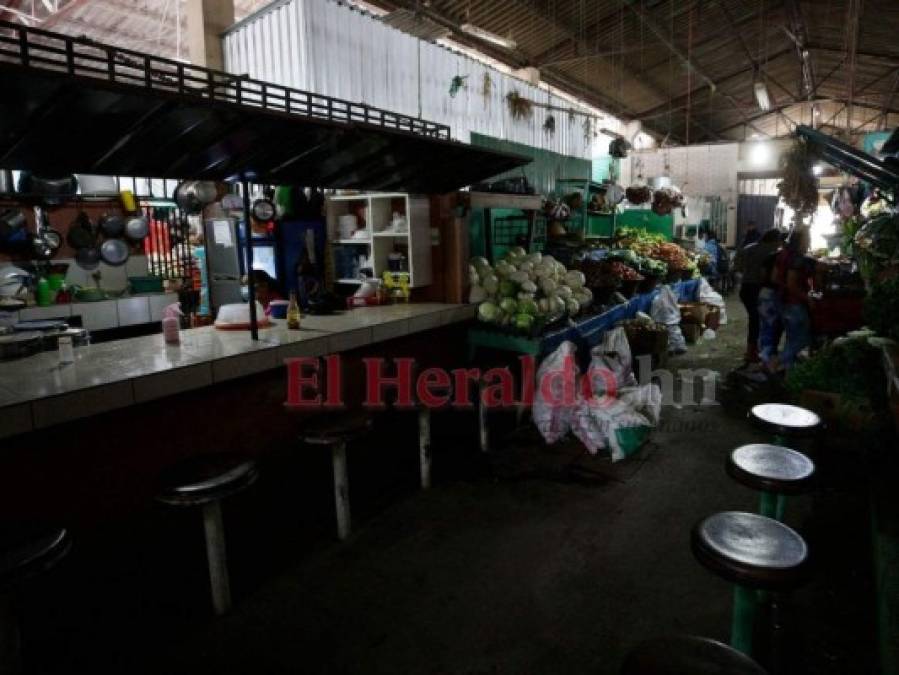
top-left (75, 246), bottom-right (101, 270)
top-left (99, 214), bottom-right (125, 237)
top-left (100, 238), bottom-right (129, 266)
top-left (124, 214), bottom-right (149, 241)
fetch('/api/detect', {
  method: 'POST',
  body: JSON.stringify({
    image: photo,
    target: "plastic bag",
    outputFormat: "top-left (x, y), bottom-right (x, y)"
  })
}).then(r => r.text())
top-left (698, 278), bottom-right (728, 325)
top-left (533, 341), bottom-right (580, 444)
top-left (586, 327), bottom-right (638, 397)
top-left (572, 397), bottom-right (652, 461)
top-left (702, 328), bottom-right (717, 340)
top-left (667, 324), bottom-right (687, 353)
top-left (651, 286), bottom-right (681, 325)
top-left (619, 383), bottom-right (663, 426)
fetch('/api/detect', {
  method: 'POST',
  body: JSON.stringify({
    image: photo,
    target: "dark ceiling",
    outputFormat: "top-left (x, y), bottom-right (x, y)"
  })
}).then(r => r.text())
top-left (370, 0), bottom-right (899, 144)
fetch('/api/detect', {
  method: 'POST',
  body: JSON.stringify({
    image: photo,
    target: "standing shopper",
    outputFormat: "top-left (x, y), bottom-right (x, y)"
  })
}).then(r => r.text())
top-left (741, 220), bottom-right (761, 247)
top-left (734, 229), bottom-right (782, 362)
top-left (769, 228), bottom-right (816, 370)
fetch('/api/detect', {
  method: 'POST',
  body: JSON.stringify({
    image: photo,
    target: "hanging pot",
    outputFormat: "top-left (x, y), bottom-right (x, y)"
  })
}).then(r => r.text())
top-left (66, 212), bottom-right (96, 249)
top-left (124, 214), bottom-right (149, 241)
top-left (75, 246), bottom-right (101, 270)
top-left (174, 181), bottom-right (219, 214)
top-left (98, 213), bottom-right (125, 238)
top-left (100, 238), bottom-right (129, 266)
top-left (16, 173), bottom-right (78, 204)
top-left (0, 209), bottom-right (27, 249)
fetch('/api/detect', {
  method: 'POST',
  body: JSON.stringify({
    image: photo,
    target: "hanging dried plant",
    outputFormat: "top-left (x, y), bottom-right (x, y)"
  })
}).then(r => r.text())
top-left (582, 117), bottom-right (592, 143)
top-left (481, 72), bottom-right (493, 102)
top-left (449, 75), bottom-right (468, 98)
top-left (543, 114), bottom-right (556, 136)
top-left (778, 138), bottom-right (819, 218)
top-left (506, 91), bottom-right (533, 121)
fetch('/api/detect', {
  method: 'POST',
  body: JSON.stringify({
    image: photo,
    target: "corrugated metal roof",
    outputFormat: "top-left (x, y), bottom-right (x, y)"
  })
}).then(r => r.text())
top-left (3, 0), bottom-right (898, 143)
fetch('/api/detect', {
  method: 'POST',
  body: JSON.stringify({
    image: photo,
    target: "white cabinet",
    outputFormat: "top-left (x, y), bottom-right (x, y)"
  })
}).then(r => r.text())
top-left (326, 193), bottom-right (432, 288)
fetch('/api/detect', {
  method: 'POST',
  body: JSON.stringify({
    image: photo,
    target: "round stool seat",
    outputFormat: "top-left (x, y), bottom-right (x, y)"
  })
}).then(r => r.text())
top-left (749, 404), bottom-right (821, 437)
top-left (157, 454), bottom-right (258, 507)
top-left (302, 411), bottom-right (373, 445)
top-left (621, 635), bottom-right (767, 674)
top-left (692, 512), bottom-right (808, 591)
top-left (727, 444), bottom-right (814, 495)
top-left (0, 525), bottom-right (70, 588)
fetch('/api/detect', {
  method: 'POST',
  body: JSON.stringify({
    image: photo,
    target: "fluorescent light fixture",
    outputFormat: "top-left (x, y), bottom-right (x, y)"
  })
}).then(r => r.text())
top-left (750, 142), bottom-right (770, 166)
top-left (753, 80), bottom-right (771, 111)
top-left (813, 164), bottom-right (824, 176)
top-left (460, 23), bottom-right (517, 50)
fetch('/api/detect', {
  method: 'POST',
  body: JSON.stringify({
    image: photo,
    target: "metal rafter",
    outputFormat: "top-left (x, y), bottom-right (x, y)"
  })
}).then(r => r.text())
top-left (844, 0), bottom-right (862, 132)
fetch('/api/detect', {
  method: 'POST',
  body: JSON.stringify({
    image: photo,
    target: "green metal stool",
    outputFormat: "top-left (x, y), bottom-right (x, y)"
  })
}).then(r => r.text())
top-left (621, 635), bottom-right (768, 674)
top-left (692, 512), bottom-right (809, 657)
top-left (748, 403), bottom-right (822, 447)
top-left (727, 444), bottom-right (815, 521)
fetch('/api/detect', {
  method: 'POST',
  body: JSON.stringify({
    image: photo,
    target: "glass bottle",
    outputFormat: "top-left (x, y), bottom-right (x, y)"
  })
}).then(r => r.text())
top-left (286, 290), bottom-right (301, 329)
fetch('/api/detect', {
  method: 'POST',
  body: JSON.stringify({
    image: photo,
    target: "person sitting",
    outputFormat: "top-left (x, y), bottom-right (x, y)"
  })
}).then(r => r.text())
top-left (252, 269), bottom-right (283, 316)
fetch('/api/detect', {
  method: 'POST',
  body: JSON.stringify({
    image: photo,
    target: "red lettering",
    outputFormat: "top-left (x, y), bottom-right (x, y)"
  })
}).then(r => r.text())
top-left (518, 355), bottom-right (536, 407)
top-left (416, 368), bottom-right (451, 408)
top-left (284, 357), bottom-right (321, 408)
top-left (451, 368), bottom-right (481, 408)
top-left (481, 367), bottom-right (516, 408)
top-left (537, 354), bottom-right (577, 407)
top-left (324, 354), bottom-right (343, 408)
top-left (364, 357), bottom-right (415, 408)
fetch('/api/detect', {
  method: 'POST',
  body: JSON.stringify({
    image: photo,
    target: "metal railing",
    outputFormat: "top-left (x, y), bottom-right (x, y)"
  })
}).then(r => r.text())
top-left (0, 20), bottom-right (451, 141)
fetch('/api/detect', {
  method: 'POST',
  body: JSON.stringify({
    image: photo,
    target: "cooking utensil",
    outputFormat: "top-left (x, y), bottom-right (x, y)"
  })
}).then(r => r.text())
top-left (174, 181), bottom-right (219, 214)
top-left (0, 209), bottom-right (28, 251)
top-left (124, 214), bottom-right (149, 241)
top-left (67, 212), bottom-right (96, 249)
top-left (73, 286), bottom-right (106, 302)
top-left (99, 238), bottom-right (129, 266)
top-left (13, 320), bottom-right (68, 332)
top-left (75, 246), bottom-right (101, 270)
top-left (16, 173), bottom-right (78, 204)
top-left (98, 213), bottom-right (125, 237)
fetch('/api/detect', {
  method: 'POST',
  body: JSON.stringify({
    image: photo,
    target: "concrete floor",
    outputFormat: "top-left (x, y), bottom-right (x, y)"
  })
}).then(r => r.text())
top-left (24, 296), bottom-right (877, 674)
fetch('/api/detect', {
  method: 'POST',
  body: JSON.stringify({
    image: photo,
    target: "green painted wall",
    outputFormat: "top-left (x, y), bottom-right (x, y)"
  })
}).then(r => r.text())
top-left (470, 133), bottom-right (592, 196)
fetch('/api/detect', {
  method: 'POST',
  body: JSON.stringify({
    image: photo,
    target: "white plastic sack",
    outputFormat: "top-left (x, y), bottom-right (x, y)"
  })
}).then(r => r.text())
top-left (651, 286), bottom-right (681, 325)
top-left (572, 397), bottom-right (652, 461)
top-left (667, 324), bottom-right (687, 353)
top-left (698, 278), bottom-right (728, 325)
top-left (702, 328), bottom-right (717, 340)
top-left (587, 327), bottom-right (638, 396)
top-left (619, 383), bottom-right (663, 426)
top-left (533, 341), bottom-right (580, 444)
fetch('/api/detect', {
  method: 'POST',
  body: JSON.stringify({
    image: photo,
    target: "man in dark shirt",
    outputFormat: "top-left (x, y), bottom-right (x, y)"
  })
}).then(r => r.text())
top-left (734, 228), bottom-right (782, 362)
top-left (741, 220), bottom-right (761, 248)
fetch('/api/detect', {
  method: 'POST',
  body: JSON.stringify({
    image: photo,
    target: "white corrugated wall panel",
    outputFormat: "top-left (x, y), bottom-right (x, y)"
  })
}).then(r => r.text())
top-left (222, 0), bottom-right (620, 158)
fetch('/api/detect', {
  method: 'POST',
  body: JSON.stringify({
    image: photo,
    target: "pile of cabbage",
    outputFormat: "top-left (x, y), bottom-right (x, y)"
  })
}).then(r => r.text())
top-left (469, 247), bottom-right (592, 333)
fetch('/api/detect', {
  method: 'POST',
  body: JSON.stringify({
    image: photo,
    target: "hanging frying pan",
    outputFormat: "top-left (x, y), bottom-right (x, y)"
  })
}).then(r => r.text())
top-left (98, 213), bottom-right (125, 238)
top-left (75, 246), bottom-right (100, 270)
top-left (100, 238), bottom-right (129, 266)
top-left (124, 214), bottom-right (149, 241)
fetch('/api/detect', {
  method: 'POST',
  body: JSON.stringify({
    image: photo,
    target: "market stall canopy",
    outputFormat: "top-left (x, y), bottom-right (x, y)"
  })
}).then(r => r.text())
top-left (796, 125), bottom-right (899, 193)
top-left (0, 21), bottom-right (529, 193)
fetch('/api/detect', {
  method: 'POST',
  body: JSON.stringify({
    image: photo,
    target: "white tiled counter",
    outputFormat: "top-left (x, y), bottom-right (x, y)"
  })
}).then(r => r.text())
top-left (0, 302), bottom-right (475, 438)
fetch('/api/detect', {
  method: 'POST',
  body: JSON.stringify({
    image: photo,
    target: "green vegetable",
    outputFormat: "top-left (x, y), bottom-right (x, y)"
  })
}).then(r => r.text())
top-left (514, 313), bottom-right (535, 332)
top-left (499, 297), bottom-right (518, 315)
top-left (478, 301), bottom-right (499, 322)
top-left (499, 279), bottom-right (517, 297)
top-left (785, 338), bottom-right (887, 410)
top-left (518, 298), bottom-right (539, 316)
